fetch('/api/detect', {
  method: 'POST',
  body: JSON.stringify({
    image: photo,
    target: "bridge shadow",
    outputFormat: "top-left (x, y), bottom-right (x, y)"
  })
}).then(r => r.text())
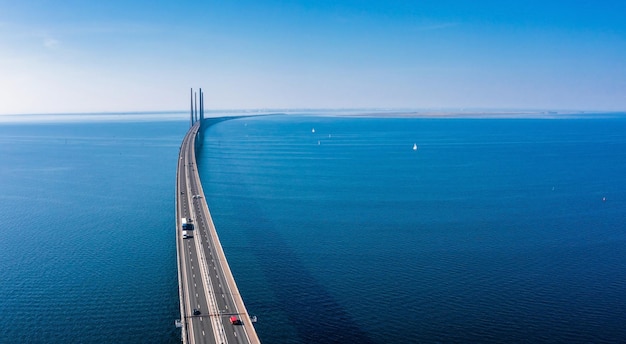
top-left (198, 116), bottom-right (376, 343)
top-left (243, 214), bottom-right (377, 344)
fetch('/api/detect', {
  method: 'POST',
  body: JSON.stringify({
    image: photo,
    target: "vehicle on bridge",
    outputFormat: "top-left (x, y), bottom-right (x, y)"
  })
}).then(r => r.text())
top-left (230, 316), bottom-right (242, 325)
top-left (182, 230), bottom-right (193, 239)
top-left (181, 217), bottom-right (194, 230)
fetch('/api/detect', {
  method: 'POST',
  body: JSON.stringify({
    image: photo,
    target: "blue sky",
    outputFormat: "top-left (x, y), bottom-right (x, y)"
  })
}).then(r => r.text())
top-left (1, 0), bottom-right (625, 114)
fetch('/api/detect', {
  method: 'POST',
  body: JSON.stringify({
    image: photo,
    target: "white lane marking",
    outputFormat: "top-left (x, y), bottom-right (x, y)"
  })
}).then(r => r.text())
top-left (196, 293), bottom-right (198, 298)
top-left (202, 330), bottom-right (205, 336)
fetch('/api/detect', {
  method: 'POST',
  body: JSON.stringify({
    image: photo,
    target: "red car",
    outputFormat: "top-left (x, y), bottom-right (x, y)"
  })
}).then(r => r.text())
top-left (230, 316), bottom-right (242, 325)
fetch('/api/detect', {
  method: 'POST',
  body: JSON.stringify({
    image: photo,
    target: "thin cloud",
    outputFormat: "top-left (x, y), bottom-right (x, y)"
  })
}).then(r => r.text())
top-left (412, 22), bottom-right (459, 32)
top-left (1, 20), bottom-right (161, 44)
top-left (0, 22), bottom-right (61, 50)
top-left (55, 22), bottom-right (164, 36)
top-left (43, 38), bottom-right (60, 49)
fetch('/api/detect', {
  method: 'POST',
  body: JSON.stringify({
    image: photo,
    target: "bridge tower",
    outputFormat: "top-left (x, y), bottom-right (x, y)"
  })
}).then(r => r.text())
top-left (189, 88), bottom-right (194, 127)
top-left (194, 91), bottom-right (198, 124)
top-left (190, 88), bottom-right (205, 128)
top-left (199, 88), bottom-right (204, 126)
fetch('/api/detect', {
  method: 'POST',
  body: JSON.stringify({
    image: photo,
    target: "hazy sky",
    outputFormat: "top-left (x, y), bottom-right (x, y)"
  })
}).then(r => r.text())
top-left (1, 1), bottom-right (625, 114)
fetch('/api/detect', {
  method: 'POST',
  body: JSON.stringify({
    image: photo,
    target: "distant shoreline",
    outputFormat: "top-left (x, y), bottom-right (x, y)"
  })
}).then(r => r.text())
top-left (338, 110), bottom-right (626, 119)
top-left (2, 110), bottom-right (625, 123)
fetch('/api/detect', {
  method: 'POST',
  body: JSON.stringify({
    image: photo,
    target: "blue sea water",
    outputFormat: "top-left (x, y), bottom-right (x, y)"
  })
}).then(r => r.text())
top-left (1, 113), bottom-right (626, 343)
top-left (198, 114), bottom-right (626, 343)
top-left (0, 116), bottom-right (186, 343)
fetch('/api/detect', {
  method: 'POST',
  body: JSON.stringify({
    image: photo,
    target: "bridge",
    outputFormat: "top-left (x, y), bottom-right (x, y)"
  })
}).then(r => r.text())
top-left (175, 89), bottom-right (260, 344)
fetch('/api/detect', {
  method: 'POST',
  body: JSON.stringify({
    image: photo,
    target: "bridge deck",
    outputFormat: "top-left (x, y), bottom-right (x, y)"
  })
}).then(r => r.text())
top-left (176, 121), bottom-right (260, 344)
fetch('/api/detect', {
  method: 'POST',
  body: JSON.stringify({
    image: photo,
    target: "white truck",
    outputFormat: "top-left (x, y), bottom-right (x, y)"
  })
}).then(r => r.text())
top-left (181, 218), bottom-right (194, 239)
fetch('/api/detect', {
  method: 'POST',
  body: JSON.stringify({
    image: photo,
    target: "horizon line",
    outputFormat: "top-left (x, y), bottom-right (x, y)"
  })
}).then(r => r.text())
top-left (2, 107), bottom-right (626, 117)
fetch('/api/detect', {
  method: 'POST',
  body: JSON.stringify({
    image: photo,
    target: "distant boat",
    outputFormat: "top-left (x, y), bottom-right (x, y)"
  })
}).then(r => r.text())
top-left (312, 128), bottom-right (315, 133)
top-left (413, 143), bottom-right (418, 151)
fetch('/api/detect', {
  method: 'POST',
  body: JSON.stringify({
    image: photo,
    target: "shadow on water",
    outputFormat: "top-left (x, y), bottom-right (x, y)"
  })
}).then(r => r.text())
top-left (236, 197), bottom-right (376, 344)
top-left (198, 116), bottom-right (375, 343)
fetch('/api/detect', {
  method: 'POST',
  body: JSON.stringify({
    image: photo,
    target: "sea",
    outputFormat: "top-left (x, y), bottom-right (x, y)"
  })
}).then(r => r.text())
top-left (1, 112), bottom-right (626, 343)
